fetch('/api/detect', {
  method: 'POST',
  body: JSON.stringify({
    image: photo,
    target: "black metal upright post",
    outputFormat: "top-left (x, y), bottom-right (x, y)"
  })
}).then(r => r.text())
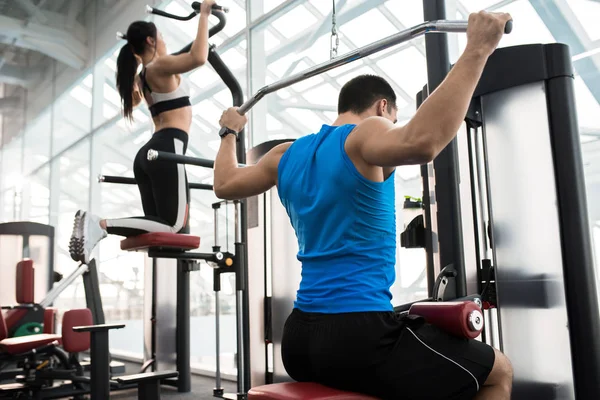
top-left (83, 259), bottom-right (105, 325)
top-left (422, 0), bottom-right (466, 298)
top-left (544, 45), bottom-right (600, 399)
top-left (176, 260), bottom-right (191, 392)
top-left (208, 46), bottom-right (251, 396)
top-left (416, 86), bottom-right (436, 297)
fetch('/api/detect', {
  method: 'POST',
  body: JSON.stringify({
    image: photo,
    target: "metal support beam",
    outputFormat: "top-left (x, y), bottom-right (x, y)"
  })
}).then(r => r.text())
top-left (15, 0), bottom-right (48, 23)
top-left (66, 0), bottom-right (84, 30)
top-left (0, 14), bottom-right (87, 69)
top-left (423, 0), bottom-right (466, 297)
top-left (0, 64), bottom-right (43, 88)
top-left (0, 96), bottom-right (21, 111)
top-left (264, 0), bottom-right (388, 67)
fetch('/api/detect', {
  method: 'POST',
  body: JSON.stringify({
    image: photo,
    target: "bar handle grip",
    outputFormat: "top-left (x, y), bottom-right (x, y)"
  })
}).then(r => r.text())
top-left (146, 5), bottom-right (197, 21)
top-left (191, 1), bottom-right (229, 13)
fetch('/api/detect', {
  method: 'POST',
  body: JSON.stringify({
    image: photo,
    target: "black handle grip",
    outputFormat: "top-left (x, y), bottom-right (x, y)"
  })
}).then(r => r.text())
top-left (504, 20), bottom-right (513, 34)
top-left (191, 1), bottom-right (229, 13)
top-left (147, 5), bottom-right (197, 21)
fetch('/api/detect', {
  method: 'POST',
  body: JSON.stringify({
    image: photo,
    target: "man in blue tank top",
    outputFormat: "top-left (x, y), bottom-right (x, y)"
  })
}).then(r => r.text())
top-left (213, 11), bottom-right (513, 400)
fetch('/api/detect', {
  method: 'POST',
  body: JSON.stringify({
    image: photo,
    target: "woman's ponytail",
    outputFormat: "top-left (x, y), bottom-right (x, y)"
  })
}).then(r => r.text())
top-left (116, 44), bottom-right (139, 121)
top-left (115, 21), bottom-right (157, 121)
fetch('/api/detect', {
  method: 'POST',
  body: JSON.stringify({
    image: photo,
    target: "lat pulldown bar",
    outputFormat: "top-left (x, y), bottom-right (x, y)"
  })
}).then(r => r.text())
top-left (146, 19), bottom-right (512, 165)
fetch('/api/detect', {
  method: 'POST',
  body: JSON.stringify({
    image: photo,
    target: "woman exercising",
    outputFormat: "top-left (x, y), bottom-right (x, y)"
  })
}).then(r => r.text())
top-left (69, 0), bottom-right (216, 264)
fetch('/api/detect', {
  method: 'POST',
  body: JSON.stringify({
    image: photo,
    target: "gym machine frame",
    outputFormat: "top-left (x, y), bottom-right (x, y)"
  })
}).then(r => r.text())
top-left (145, 11), bottom-right (512, 397)
top-left (0, 222), bottom-right (55, 294)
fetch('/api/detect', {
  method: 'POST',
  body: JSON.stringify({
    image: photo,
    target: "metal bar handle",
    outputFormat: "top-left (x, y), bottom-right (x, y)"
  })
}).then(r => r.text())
top-left (191, 1), bottom-right (229, 13)
top-left (236, 19), bottom-right (512, 115)
top-left (145, 5), bottom-right (197, 21)
top-left (146, 2), bottom-right (228, 21)
top-left (147, 150), bottom-right (246, 168)
top-left (98, 174), bottom-right (213, 190)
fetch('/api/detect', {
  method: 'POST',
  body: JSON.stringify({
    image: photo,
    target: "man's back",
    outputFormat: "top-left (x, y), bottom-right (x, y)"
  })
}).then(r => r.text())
top-left (277, 124), bottom-right (397, 313)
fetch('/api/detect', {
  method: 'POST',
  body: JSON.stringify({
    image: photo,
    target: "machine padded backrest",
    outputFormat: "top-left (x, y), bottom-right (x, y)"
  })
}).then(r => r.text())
top-left (16, 260), bottom-right (35, 304)
top-left (0, 310), bottom-right (8, 341)
top-left (61, 309), bottom-right (92, 353)
top-left (43, 308), bottom-right (57, 334)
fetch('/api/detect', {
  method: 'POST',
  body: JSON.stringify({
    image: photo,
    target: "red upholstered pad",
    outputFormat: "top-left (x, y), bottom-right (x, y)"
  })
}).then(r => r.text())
top-left (62, 309), bottom-right (93, 353)
top-left (4, 309), bottom-right (28, 332)
top-left (247, 383), bottom-right (379, 400)
top-left (16, 259), bottom-right (35, 304)
top-left (409, 301), bottom-right (484, 339)
top-left (120, 232), bottom-right (201, 251)
top-left (0, 334), bottom-right (61, 355)
top-left (0, 311), bottom-right (8, 341)
top-left (43, 308), bottom-right (57, 334)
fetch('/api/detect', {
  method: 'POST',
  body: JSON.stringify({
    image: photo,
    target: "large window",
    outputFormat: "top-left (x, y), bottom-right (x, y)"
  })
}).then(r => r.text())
top-left (0, 137), bottom-right (23, 221)
top-left (2, 0), bottom-right (600, 375)
top-left (249, 0), bottom-right (429, 305)
top-left (52, 81), bottom-right (92, 156)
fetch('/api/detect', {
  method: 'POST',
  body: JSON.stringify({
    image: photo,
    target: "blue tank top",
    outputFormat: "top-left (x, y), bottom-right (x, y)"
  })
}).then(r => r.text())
top-left (277, 124), bottom-right (396, 313)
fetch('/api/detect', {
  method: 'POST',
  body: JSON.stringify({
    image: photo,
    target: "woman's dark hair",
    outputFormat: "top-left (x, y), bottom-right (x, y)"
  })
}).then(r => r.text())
top-left (116, 21), bottom-right (157, 120)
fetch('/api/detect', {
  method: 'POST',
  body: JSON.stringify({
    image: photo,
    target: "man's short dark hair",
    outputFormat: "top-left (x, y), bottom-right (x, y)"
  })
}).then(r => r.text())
top-left (337, 74), bottom-right (397, 114)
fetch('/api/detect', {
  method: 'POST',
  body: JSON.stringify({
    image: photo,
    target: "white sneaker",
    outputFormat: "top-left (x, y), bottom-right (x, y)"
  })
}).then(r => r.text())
top-left (78, 212), bottom-right (107, 264)
top-left (68, 210), bottom-right (84, 262)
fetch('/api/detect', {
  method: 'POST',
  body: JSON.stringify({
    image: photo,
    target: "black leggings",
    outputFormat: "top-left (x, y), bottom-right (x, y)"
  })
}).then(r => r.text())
top-left (105, 128), bottom-right (190, 237)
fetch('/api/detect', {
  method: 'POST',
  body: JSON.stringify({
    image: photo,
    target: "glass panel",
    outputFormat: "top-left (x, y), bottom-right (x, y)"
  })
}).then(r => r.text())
top-left (99, 50), bottom-right (121, 127)
top-left (384, 0), bottom-right (423, 28)
top-left (0, 137), bottom-right (23, 221)
top-left (86, 116), bottom-right (147, 357)
top-left (52, 82), bottom-right (92, 156)
top-left (23, 166), bottom-right (50, 225)
top-left (271, 4), bottom-right (318, 37)
top-left (339, 8), bottom-right (398, 48)
top-left (454, 0), bottom-right (556, 61)
top-left (23, 111), bottom-right (51, 174)
top-left (566, 0), bottom-right (600, 41)
top-left (52, 138), bottom-right (90, 308)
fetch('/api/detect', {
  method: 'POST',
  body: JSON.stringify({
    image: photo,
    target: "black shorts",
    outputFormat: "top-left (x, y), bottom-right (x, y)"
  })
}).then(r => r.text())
top-left (281, 308), bottom-right (495, 400)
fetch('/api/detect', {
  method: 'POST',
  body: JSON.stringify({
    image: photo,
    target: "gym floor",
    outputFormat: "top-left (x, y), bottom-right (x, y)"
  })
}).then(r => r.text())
top-left (106, 361), bottom-right (237, 400)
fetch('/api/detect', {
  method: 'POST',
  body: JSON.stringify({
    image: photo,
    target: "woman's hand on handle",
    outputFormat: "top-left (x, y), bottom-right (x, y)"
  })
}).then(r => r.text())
top-left (466, 11), bottom-right (513, 58)
top-left (200, 0), bottom-right (216, 16)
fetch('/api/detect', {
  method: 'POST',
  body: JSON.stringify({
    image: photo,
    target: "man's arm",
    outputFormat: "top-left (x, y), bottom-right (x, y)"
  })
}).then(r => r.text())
top-left (213, 127), bottom-right (291, 200)
top-left (349, 11), bottom-right (512, 167)
top-left (213, 136), bottom-right (290, 200)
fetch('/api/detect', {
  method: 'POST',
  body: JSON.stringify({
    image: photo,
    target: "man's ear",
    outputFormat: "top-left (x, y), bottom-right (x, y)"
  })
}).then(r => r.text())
top-left (376, 99), bottom-right (387, 117)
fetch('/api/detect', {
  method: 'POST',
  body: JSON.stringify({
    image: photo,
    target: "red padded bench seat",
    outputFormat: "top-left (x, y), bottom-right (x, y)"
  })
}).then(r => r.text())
top-left (248, 383), bottom-right (379, 400)
top-left (0, 334), bottom-right (61, 355)
top-left (120, 232), bottom-right (200, 251)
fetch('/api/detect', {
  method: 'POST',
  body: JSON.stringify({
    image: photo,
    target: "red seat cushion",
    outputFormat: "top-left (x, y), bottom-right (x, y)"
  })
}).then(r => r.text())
top-left (0, 334), bottom-right (61, 355)
top-left (62, 309), bottom-right (93, 353)
top-left (248, 383), bottom-right (379, 400)
top-left (16, 260), bottom-right (35, 304)
top-left (120, 233), bottom-right (201, 251)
